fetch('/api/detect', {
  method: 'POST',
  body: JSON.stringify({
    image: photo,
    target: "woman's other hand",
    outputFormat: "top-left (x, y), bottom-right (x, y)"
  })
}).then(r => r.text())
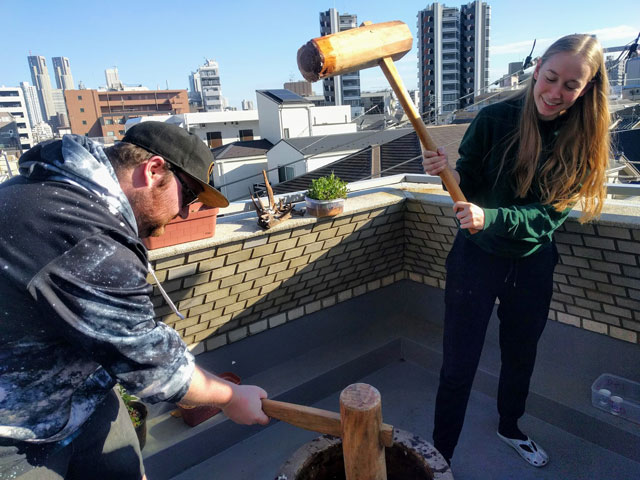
top-left (453, 201), bottom-right (485, 230)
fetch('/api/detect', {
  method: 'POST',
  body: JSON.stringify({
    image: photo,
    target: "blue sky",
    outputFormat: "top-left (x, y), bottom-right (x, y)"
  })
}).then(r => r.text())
top-left (2, 0), bottom-right (639, 109)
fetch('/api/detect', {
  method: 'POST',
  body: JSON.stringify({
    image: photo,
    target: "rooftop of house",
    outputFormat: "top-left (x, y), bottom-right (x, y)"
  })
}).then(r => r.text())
top-left (211, 139), bottom-right (273, 160)
top-left (257, 89), bottom-right (313, 105)
top-left (272, 125), bottom-right (470, 194)
top-left (279, 128), bottom-right (413, 156)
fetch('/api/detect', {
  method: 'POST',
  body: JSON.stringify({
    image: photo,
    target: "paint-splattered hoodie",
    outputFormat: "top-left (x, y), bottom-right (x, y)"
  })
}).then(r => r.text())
top-left (0, 135), bottom-right (194, 443)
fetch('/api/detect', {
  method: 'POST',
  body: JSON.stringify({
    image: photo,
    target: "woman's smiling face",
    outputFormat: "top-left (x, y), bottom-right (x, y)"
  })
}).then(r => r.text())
top-left (533, 51), bottom-right (593, 121)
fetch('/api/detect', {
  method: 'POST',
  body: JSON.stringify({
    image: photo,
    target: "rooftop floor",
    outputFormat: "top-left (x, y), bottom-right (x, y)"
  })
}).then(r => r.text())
top-left (141, 281), bottom-right (640, 480)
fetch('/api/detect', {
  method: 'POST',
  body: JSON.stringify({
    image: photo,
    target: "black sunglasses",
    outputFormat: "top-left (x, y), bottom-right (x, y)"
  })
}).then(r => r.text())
top-left (168, 165), bottom-right (200, 207)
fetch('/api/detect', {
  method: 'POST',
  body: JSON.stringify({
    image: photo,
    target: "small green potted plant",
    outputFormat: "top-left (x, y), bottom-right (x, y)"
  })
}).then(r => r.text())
top-left (305, 172), bottom-right (348, 218)
top-left (118, 385), bottom-right (148, 450)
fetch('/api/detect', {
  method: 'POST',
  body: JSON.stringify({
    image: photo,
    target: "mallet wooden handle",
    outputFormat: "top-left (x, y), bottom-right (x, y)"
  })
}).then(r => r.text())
top-left (378, 57), bottom-right (463, 202)
top-left (262, 398), bottom-right (394, 447)
top-left (378, 57), bottom-right (477, 234)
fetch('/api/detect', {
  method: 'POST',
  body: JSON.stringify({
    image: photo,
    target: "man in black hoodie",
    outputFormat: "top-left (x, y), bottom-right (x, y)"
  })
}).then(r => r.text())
top-left (0, 122), bottom-right (269, 479)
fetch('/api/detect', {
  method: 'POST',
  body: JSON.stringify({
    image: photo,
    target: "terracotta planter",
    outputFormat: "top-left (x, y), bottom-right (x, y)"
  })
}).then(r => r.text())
top-left (142, 202), bottom-right (218, 250)
top-left (129, 401), bottom-right (148, 450)
top-left (177, 372), bottom-right (241, 427)
top-left (305, 196), bottom-right (345, 218)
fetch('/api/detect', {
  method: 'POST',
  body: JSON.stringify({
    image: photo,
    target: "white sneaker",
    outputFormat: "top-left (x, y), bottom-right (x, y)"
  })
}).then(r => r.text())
top-left (497, 431), bottom-right (549, 468)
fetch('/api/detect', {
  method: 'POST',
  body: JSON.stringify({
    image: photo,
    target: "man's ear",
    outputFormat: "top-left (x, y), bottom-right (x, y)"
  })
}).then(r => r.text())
top-left (141, 155), bottom-right (167, 187)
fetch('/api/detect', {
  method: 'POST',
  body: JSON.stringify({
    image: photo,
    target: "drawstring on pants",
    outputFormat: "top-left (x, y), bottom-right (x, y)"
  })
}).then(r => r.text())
top-left (504, 260), bottom-right (519, 288)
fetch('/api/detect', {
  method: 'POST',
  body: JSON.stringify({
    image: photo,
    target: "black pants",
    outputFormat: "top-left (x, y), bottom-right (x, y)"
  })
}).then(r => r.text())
top-left (0, 389), bottom-right (144, 480)
top-left (432, 232), bottom-right (558, 461)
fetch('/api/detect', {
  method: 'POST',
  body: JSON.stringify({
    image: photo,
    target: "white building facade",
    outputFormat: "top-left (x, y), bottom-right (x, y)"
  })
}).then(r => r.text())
top-left (125, 110), bottom-right (260, 148)
top-left (32, 121), bottom-right (54, 144)
top-left (189, 60), bottom-right (224, 112)
top-left (0, 87), bottom-right (33, 150)
top-left (256, 89), bottom-right (356, 145)
top-left (20, 81), bottom-right (44, 127)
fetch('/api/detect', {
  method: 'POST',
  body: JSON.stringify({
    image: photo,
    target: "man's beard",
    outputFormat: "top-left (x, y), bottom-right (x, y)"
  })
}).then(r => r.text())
top-left (129, 181), bottom-right (176, 238)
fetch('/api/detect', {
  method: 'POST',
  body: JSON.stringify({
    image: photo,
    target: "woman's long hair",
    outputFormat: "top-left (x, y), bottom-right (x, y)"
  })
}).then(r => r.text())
top-left (506, 34), bottom-right (610, 223)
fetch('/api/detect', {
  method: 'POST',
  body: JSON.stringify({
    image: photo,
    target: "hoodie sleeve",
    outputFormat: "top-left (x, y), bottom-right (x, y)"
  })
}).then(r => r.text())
top-left (482, 202), bottom-right (572, 241)
top-left (27, 231), bottom-right (194, 404)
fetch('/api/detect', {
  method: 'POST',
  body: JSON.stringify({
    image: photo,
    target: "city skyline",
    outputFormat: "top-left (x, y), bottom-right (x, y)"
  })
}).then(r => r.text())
top-left (2, 0), bottom-right (639, 110)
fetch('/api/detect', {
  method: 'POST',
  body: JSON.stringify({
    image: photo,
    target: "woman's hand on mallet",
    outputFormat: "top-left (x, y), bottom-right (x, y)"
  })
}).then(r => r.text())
top-left (422, 147), bottom-right (449, 175)
top-left (454, 201), bottom-right (485, 231)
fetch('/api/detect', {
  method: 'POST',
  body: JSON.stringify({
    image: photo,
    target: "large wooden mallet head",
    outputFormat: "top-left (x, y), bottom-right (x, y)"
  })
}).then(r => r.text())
top-left (297, 21), bottom-right (412, 82)
top-left (296, 20), bottom-right (470, 213)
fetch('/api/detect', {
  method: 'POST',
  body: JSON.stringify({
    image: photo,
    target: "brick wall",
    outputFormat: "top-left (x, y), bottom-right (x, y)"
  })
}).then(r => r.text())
top-left (149, 191), bottom-right (640, 354)
top-left (149, 201), bottom-right (405, 355)
top-left (403, 193), bottom-right (640, 345)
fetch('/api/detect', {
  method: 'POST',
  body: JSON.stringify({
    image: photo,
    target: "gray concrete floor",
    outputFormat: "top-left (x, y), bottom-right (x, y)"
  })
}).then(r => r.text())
top-left (172, 360), bottom-right (640, 480)
top-left (141, 281), bottom-right (640, 480)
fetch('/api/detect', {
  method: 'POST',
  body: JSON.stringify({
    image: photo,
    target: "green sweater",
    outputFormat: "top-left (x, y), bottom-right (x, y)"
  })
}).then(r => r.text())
top-left (456, 97), bottom-right (571, 258)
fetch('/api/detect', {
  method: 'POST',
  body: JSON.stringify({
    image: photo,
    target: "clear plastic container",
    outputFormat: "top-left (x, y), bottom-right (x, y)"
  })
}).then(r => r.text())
top-left (591, 373), bottom-right (640, 424)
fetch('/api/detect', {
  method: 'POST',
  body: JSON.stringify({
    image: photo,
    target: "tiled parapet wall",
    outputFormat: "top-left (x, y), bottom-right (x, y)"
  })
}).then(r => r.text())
top-left (403, 190), bottom-right (640, 345)
top-left (148, 184), bottom-right (640, 353)
top-left (148, 192), bottom-right (407, 355)
top-left (552, 220), bottom-right (640, 343)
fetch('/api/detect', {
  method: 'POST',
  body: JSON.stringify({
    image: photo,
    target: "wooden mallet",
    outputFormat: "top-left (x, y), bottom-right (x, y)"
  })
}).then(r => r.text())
top-left (297, 20), bottom-right (473, 221)
top-left (263, 383), bottom-right (392, 480)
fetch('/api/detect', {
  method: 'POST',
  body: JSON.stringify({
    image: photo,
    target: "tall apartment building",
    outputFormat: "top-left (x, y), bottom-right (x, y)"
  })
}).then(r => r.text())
top-left (319, 9), bottom-right (363, 117)
top-left (0, 87), bottom-right (33, 150)
top-left (417, 1), bottom-right (490, 122)
top-left (189, 60), bottom-right (223, 112)
top-left (105, 67), bottom-right (124, 91)
top-left (27, 55), bottom-right (56, 123)
top-left (20, 81), bottom-right (44, 127)
top-left (64, 88), bottom-right (189, 139)
top-left (51, 89), bottom-right (70, 128)
top-left (52, 57), bottom-right (75, 90)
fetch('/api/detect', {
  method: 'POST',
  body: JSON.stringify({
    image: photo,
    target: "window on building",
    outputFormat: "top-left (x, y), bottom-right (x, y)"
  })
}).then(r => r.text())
top-left (107, 132), bottom-right (115, 136)
top-left (82, 120), bottom-right (87, 125)
top-left (278, 166), bottom-right (294, 182)
top-left (105, 119), bottom-right (113, 125)
top-left (119, 130), bottom-right (125, 135)
top-left (239, 129), bottom-right (253, 141)
top-left (206, 131), bottom-right (222, 148)
top-left (80, 108), bottom-right (85, 113)
top-left (78, 95), bottom-right (82, 100)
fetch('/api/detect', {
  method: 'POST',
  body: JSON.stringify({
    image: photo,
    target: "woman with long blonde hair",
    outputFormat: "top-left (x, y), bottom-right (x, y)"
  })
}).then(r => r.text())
top-left (422, 34), bottom-right (609, 469)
